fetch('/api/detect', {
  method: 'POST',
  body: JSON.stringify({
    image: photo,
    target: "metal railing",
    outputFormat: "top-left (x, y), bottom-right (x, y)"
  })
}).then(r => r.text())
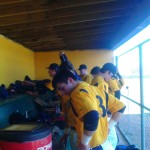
top-left (117, 94), bottom-right (150, 150)
top-left (116, 38), bottom-right (150, 150)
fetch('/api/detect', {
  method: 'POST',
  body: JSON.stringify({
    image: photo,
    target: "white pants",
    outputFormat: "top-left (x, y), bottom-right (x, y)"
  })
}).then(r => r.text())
top-left (108, 127), bottom-right (118, 149)
top-left (106, 116), bottom-right (118, 150)
top-left (101, 139), bottom-right (115, 150)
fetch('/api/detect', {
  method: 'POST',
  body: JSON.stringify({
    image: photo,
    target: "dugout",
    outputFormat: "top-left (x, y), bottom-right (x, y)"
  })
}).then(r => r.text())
top-left (0, 0), bottom-right (149, 149)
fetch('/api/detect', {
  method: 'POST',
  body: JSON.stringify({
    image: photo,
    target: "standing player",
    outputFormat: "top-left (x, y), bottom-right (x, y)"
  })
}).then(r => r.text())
top-left (25, 63), bottom-right (59, 96)
top-left (59, 51), bottom-right (79, 150)
top-left (114, 69), bottom-right (125, 91)
top-left (46, 63), bottom-right (60, 90)
top-left (91, 64), bottom-right (119, 149)
top-left (91, 66), bottom-right (109, 93)
top-left (59, 51), bottom-right (81, 81)
top-left (78, 64), bottom-right (93, 84)
top-left (52, 69), bottom-right (126, 150)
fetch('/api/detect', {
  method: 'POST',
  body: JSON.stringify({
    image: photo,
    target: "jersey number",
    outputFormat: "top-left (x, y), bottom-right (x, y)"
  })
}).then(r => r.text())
top-left (96, 95), bottom-right (106, 117)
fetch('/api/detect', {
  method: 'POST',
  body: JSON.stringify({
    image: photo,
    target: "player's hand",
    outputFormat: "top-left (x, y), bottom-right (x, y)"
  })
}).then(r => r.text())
top-left (116, 72), bottom-right (122, 79)
top-left (78, 142), bottom-right (90, 150)
top-left (59, 51), bottom-right (64, 57)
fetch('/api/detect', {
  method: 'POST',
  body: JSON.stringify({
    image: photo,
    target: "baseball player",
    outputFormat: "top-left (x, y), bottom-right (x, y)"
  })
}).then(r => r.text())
top-left (78, 64), bottom-right (93, 84)
top-left (46, 63), bottom-right (60, 90)
top-left (91, 66), bottom-right (109, 93)
top-left (52, 69), bottom-right (126, 150)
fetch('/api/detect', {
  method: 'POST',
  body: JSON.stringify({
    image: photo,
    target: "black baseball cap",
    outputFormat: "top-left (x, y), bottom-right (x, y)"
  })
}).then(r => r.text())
top-left (46, 63), bottom-right (59, 73)
top-left (78, 64), bottom-right (87, 70)
top-left (90, 66), bottom-right (101, 75)
top-left (100, 63), bottom-right (116, 75)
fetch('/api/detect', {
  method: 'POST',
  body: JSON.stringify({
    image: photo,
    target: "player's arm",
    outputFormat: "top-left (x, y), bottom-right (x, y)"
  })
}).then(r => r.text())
top-left (118, 78), bottom-right (124, 86)
top-left (117, 72), bottom-right (125, 88)
top-left (108, 109), bottom-right (125, 131)
top-left (107, 92), bottom-right (126, 113)
top-left (59, 51), bottom-right (69, 63)
top-left (118, 78), bottom-right (125, 89)
top-left (78, 110), bottom-right (99, 149)
top-left (106, 92), bottom-right (126, 130)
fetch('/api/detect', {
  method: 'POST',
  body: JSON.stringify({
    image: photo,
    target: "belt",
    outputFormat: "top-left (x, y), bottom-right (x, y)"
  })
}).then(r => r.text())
top-left (70, 126), bottom-right (76, 130)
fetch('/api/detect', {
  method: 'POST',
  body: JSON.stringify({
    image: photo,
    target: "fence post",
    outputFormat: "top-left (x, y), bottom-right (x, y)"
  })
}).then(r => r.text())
top-left (139, 45), bottom-right (145, 150)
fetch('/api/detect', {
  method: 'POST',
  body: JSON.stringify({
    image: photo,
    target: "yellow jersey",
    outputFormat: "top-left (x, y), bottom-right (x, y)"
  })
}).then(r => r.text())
top-left (81, 75), bottom-right (93, 84)
top-left (46, 82), bottom-right (53, 90)
top-left (70, 82), bottom-right (125, 148)
top-left (61, 95), bottom-right (75, 127)
top-left (107, 78), bottom-right (120, 96)
top-left (91, 76), bottom-right (109, 93)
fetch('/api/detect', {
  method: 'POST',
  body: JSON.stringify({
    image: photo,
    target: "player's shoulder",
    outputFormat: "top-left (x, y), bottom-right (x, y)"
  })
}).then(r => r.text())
top-left (75, 82), bottom-right (91, 94)
top-left (95, 76), bottom-right (103, 82)
top-left (87, 74), bottom-right (93, 78)
top-left (109, 78), bottom-right (118, 83)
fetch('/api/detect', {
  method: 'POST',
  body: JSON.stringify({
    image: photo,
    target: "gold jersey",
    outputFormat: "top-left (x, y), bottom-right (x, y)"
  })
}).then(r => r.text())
top-left (81, 74), bottom-right (93, 84)
top-left (108, 78), bottom-right (120, 95)
top-left (70, 82), bottom-right (125, 148)
top-left (91, 76), bottom-right (109, 93)
top-left (61, 95), bottom-right (75, 127)
top-left (46, 82), bottom-right (53, 90)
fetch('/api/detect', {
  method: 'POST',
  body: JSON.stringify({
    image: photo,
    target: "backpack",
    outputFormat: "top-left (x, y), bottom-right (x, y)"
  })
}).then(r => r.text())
top-left (9, 111), bottom-right (29, 124)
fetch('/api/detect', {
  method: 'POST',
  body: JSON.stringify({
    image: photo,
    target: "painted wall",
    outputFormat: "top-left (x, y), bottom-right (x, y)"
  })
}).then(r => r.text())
top-left (34, 50), bottom-right (114, 80)
top-left (0, 34), bottom-right (114, 86)
top-left (0, 35), bottom-right (35, 87)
